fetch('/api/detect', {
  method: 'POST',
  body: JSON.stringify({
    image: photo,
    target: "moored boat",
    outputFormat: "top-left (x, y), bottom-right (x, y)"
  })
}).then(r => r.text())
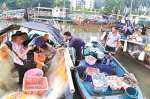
top-left (73, 37), bottom-right (144, 99)
top-left (0, 21), bottom-right (75, 99)
top-left (101, 25), bottom-right (150, 70)
top-left (115, 22), bottom-right (150, 70)
top-left (119, 34), bottom-right (150, 70)
top-left (72, 16), bottom-right (116, 28)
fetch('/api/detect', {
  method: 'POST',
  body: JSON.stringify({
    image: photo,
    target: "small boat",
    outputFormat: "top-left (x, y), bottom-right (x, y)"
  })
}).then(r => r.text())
top-left (0, 21), bottom-right (75, 99)
top-left (72, 16), bottom-right (116, 28)
top-left (116, 23), bottom-right (150, 70)
top-left (101, 24), bottom-right (150, 70)
top-left (119, 33), bottom-right (150, 70)
top-left (74, 37), bottom-right (144, 99)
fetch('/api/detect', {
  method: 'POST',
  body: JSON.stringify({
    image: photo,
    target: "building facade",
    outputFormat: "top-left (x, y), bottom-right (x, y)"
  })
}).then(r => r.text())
top-left (70, 0), bottom-right (95, 9)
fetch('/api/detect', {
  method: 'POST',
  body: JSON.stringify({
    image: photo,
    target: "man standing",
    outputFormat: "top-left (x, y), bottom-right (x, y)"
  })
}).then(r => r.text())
top-left (103, 27), bottom-right (120, 65)
top-left (64, 31), bottom-right (85, 65)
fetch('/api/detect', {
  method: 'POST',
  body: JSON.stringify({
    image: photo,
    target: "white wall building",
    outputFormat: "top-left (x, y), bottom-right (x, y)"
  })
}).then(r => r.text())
top-left (84, 0), bottom-right (95, 9)
top-left (70, 0), bottom-right (95, 9)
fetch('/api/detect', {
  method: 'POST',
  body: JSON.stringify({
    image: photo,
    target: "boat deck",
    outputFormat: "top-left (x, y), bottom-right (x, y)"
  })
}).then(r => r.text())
top-left (74, 41), bottom-right (143, 99)
top-left (75, 58), bottom-right (125, 97)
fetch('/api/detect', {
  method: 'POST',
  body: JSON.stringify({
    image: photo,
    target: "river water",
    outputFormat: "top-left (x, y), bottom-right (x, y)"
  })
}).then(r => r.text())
top-left (0, 20), bottom-right (150, 99)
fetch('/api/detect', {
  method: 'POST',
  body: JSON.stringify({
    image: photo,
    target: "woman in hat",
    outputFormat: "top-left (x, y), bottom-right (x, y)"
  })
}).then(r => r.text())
top-left (11, 31), bottom-right (33, 86)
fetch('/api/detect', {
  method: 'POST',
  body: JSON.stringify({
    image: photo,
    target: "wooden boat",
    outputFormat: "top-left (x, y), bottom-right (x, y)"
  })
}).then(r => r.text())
top-left (72, 17), bottom-right (116, 28)
top-left (0, 21), bottom-right (75, 99)
top-left (101, 26), bottom-right (150, 70)
top-left (119, 34), bottom-right (150, 70)
top-left (74, 37), bottom-right (144, 99)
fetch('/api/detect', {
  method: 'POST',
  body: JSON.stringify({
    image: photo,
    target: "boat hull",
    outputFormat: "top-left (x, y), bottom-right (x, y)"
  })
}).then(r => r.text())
top-left (72, 19), bottom-right (116, 28)
top-left (74, 39), bottom-right (144, 99)
top-left (119, 39), bottom-right (150, 70)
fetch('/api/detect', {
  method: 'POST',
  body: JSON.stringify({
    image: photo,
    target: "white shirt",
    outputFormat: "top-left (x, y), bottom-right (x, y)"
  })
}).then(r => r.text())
top-left (107, 32), bottom-right (120, 47)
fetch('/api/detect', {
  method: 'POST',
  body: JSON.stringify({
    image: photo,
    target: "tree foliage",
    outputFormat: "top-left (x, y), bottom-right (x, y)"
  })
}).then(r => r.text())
top-left (94, 0), bottom-right (102, 9)
top-left (1, 0), bottom-right (150, 15)
top-left (103, 0), bottom-right (150, 15)
top-left (124, 0), bottom-right (150, 11)
top-left (0, 0), bottom-right (70, 8)
top-left (103, 0), bottom-right (124, 15)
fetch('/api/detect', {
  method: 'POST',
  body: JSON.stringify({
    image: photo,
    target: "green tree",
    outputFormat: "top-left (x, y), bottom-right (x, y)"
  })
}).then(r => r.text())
top-left (5, 0), bottom-right (17, 8)
top-left (39, 0), bottom-right (54, 7)
top-left (53, 0), bottom-right (70, 8)
top-left (104, 0), bottom-right (124, 15)
top-left (2, 0), bottom-right (68, 8)
top-left (94, 0), bottom-right (103, 9)
top-left (124, 0), bottom-right (150, 11)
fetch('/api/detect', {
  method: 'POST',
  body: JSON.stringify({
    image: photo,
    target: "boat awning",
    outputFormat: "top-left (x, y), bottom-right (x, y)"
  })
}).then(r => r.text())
top-left (0, 22), bottom-right (66, 46)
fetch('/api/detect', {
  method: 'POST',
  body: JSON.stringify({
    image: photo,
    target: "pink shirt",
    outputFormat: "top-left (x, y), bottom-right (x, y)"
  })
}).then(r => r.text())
top-left (122, 24), bottom-right (127, 32)
top-left (12, 42), bottom-right (27, 65)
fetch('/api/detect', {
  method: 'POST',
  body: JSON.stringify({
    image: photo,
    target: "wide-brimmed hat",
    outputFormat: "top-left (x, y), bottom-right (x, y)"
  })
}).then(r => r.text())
top-left (11, 31), bottom-right (28, 42)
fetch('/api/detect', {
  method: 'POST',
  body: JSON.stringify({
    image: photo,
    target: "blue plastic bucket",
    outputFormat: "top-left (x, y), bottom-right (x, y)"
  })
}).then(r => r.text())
top-left (124, 87), bottom-right (138, 99)
top-left (142, 37), bottom-right (148, 43)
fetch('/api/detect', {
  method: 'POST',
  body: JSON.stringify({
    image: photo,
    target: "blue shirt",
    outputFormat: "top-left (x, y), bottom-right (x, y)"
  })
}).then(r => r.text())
top-left (28, 36), bottom-right (45, 46)
top-left (69, 36), bottom-right (85, 49)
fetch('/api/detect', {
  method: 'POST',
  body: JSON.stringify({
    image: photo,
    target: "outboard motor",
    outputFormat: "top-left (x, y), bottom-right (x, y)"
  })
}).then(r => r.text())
top-left (141, 25), bottom-right (147, 35)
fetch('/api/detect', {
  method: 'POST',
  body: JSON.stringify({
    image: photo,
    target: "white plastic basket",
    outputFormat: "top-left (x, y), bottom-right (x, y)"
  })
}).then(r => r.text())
top-left (107, 76), bottom-right (122, 90)
top-left (92, 73), bottom-right (108, 93)
top-left (85, 55), bottom-right (97, 65)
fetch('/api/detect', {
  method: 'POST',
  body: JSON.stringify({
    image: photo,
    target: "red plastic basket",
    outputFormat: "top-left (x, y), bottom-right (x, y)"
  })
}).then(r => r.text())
top-left (85, 67), bottom-right (100, 75)
top-left (85, 55), bottom-right (97, 65)
top-left (22, 77), bottom-right (48, 94)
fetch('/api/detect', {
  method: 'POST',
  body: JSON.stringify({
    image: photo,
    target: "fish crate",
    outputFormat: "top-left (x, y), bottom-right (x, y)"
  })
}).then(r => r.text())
top-left (85, 55), bottom-right (97, 65)
top-left (92, 73), bottom-right (108, 93)
top-left (85, 67), bottom-right (100, 75)
top-left (22, 77), bottom-right (48, 94)
top-left (107, 76), bottom-right (122, 90)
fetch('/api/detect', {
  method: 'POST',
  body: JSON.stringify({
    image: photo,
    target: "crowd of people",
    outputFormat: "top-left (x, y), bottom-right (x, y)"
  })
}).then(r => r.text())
top-left (8, 30), bottom-right (86, 93)
top-left (9, 31), bottom-right (57, 88)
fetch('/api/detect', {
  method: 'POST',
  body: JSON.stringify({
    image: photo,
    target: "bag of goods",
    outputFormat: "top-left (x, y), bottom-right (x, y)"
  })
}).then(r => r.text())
top-left (107, 76), bottom-right (122, 90)
top-left (85, 55), bottom-right (97, 65)
top-left (144, 46), bottom-right (150, 56)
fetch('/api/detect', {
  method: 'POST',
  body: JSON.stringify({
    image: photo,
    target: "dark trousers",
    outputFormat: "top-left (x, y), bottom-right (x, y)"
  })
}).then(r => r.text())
top-left (14, 63), bottom-right (28, 85)
top-left (75, 46), bottom-right (85, 66)
top-left (76, 48), bottom-right (82, 60)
